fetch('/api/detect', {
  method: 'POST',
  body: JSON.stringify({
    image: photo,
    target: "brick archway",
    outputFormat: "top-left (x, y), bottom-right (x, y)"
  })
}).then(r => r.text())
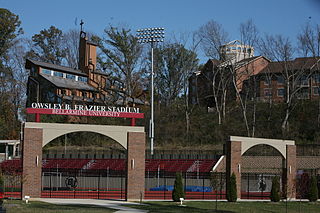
top-left (226, 136), bottom-right (296, 199)
top-left (21, 122), bottom-right (145, 201)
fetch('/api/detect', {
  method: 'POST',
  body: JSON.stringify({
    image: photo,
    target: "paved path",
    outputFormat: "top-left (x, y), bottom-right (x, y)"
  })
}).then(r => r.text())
top-left (34, 198), bottom-right (148, 213)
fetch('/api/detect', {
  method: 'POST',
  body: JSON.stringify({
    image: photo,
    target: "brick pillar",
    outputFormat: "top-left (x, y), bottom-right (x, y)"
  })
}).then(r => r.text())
top-left (22, 128), bottom-right (43, 199)
top-left (286, 145), bottom-right (296, 199)
top-left (126, 132), bottom-right (145, 201)
top-left (226, 140), bottom-right (241, 199)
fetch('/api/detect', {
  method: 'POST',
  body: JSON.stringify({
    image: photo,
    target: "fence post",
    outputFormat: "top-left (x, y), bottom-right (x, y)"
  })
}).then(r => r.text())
top-left (98, 170), bottom-right (100, 199)
top-left (184, 172), bottom-right (187, 198)
top-left (247, 173), bottom-right (250, 199)
top-left (202, 173), bottom-right (205, 200)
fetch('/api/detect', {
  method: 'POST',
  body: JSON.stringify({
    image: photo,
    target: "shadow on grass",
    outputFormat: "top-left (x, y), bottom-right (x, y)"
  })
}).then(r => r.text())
top-left (127, 202), bottom-right (235, 213)
top-left (4, 201), bottom-right (114, 213)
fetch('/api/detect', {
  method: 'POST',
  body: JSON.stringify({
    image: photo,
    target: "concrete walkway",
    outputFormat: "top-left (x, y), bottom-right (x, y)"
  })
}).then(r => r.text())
top-left (34, 198), bottom-right (148, 213)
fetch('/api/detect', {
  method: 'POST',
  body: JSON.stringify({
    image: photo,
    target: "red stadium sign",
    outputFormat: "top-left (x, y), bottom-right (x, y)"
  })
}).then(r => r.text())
top-left (26, 107), bottom-right (144, 119)
top-left (26, 103), bottom-right (144, 125)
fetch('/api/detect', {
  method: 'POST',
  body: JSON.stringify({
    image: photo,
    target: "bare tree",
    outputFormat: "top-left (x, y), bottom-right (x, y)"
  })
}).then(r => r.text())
top-left (197, 20), bottom-right (230, 125)
top-left (259, 34), bottom-right (317, 136)
top-left (298, 22), bottom-right (320, 127)
top-left (297, 22), bottom-right (320, 57)
top-left (63, 29), bottom-right (80, 69)
top-left (239, 19), bottom-right (259, 136)
top-left (197, 20), bottom-right (229, 59)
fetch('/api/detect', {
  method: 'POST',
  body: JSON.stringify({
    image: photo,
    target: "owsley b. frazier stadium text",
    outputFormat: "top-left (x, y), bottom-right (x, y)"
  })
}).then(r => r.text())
top-left (30, 103), bottom-right (141, 117)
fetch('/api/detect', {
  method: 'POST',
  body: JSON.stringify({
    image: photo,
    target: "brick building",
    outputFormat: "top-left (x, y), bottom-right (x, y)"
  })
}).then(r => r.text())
top-left (244, 57), bottom-right (320, 102)
top-left (188, 40), bottom-right (320, 107)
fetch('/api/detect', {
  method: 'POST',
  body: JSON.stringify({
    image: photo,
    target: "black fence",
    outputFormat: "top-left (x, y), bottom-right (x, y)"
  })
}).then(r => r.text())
top-left (145, 171), bottom-right (226, 200)
top-left (41, 168), bottom-right (126, 199)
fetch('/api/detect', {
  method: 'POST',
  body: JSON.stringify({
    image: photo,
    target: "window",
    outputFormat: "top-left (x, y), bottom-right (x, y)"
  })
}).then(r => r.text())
top-left (264, 88), bottom-right (272, 97)
top-left (66, 73), bottom-right (76, 80)
top-left (313, 87), bottom-right (320, 96)
top-left (30, 66), bottom-right (37, 76)
top-left (298, 75), bottom-right (309, 86)
top-left (277, 88), bottom-right (285, 97)
top-left (313, 74), bottom-right (320, 84)
top-left (277, 76), bottom-right (284, 84)
top-left (42, 68), bottom-right (52, 75)
top-left (53, 71), bottom-right (63, 78)
top-left (78, 76), bottom-right (88, 82)
top-left (297, 87), bottom-right (310, 99)
top-left (264, 78), bottom-right (271, 86)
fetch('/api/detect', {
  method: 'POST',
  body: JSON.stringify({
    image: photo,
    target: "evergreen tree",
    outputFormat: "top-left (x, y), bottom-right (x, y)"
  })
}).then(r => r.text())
top-left (308, 176), bottom-right (319, 202)
top-left (227, 173), bottom-right (237, 202)
top-left (172, 172), bottom-right (184, 202)
top-left (270, 176), bottom-right (281, 202)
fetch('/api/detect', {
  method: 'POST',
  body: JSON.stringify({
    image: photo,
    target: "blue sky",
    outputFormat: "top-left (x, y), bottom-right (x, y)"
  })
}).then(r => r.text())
top-left (1, 0), bottom-right (320, 63)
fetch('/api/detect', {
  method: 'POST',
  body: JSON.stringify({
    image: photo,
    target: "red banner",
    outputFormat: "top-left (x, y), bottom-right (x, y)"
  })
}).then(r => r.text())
top-left (26, 108), bottom-right (144, 119)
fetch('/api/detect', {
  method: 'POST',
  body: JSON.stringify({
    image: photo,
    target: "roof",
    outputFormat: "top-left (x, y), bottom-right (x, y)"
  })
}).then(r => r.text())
top-left (258, 57), bottom-right (320, 75)
top-left (235, 56), bottom-right (270, 69)
top-left (0, 140), bottom-right (20, 145)
top-left (40, 74), bottom-right (98, 92)
top-left (25, 59), bottom-right (88, 77)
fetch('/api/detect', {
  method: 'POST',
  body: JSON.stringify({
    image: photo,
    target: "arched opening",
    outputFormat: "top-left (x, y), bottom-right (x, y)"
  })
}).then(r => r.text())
top-left (241, 144), bottom-right (284, 199)
top-left (41, 131), bottom-right (127, 199)
top-left (21, 122), bottom-right (146, 201)
top-left (226, 136), bottom-right (296, 200)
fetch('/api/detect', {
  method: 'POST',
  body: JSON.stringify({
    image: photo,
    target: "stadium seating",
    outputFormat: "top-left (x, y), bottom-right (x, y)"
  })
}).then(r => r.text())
top-left (0, 158), bottom-right (217, 173)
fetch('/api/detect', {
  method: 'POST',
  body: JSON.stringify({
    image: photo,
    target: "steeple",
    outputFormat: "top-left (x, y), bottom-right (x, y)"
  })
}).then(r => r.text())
top-left (78, 20), bottom-right (97, 74)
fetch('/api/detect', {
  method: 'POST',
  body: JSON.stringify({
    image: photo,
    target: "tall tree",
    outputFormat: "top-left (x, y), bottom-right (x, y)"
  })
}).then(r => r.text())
top-left (94, 25), bottom-right (143, 100)
top-left (259, 34), bottom-right (314, 136)
top-left (0, 8), bottom-right (23, 86)
top-left (298, 22), bottom-right (320, 57)
top-left (0, 8), bottom-right (24, 139)
top-left (63, 29), bottom-right (80, 69)
top-left (27, 26), bottom-right (66, 65)
top-left (197, 20), bottom-right (229, 59)
top-left (234, 19), bottom-right (260, 136)
top-left (197, 20), bottom-right (230, 125)
top-left (153, 43), bottom-right (198, 106)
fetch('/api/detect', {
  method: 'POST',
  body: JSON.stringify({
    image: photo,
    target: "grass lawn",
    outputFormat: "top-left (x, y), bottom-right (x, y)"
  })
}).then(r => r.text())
top-left (2, 200), bottom-right (115, 213)
top-left (127, 201), bottom-right (320, 213)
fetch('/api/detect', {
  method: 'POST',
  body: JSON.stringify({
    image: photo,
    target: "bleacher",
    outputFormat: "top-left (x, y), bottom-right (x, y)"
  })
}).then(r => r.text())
top-left (0, 158), bottom-right (217, 173)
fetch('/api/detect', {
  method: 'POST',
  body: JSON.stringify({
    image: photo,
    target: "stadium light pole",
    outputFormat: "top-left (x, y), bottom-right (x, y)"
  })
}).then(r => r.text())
top-left (137, 28), bottom-right (164, 156)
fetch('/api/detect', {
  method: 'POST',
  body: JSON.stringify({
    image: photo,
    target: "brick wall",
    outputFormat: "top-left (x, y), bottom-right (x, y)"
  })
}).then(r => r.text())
top-left (22, 128), bottom-right (43, 198)
top-left (226, 140), bottom-right (241, 199)
top-left (286, 145), bottom-right (296, 199)
top-left (126, 132), bottom-right (145, 201)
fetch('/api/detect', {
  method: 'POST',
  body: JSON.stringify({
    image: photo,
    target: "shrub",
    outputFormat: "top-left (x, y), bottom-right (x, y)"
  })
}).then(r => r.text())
top-left (172, 172), bottom-right (184, 202)
top-left (308, 176), bottom-right (318, 202)
top-left (270, 176), bottom-right (280, 202)
top-left (227, 173), bottom-right (237, 202)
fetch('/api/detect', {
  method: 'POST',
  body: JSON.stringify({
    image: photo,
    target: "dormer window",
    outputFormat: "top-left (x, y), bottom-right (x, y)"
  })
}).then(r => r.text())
top-left (78, 76), bottom-right (88, 82)
top-left (42, 68), bottom-right (52, 75)
top-left (66, 73), bottom-right (76, 80)
top-left (53, 71), bottom-right (63, 78)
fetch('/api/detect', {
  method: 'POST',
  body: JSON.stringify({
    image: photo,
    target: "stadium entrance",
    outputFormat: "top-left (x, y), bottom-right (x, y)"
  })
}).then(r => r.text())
top-left (226, 136), bottom-right (296, 200)
top-left (21, 109), bottom-right (145, 201)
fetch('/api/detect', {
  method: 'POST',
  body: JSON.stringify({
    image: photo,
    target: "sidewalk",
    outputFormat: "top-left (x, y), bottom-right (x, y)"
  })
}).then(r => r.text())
top-left (34, 198), bottom-right (148, 213)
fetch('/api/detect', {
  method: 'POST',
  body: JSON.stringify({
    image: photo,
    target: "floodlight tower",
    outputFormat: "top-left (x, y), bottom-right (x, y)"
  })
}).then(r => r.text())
top-left (137, 28), bottom-right (165, 156)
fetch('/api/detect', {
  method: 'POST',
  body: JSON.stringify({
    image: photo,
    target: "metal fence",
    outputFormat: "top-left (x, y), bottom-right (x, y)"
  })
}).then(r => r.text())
top-left (144, 171), bottom-right (226, 200)
top-left (3, 174), bottom-right (22, 199)
top-left (241, 173), bottom-right (280, 199)
top-left (41, 169), bottom-right (126, 199)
